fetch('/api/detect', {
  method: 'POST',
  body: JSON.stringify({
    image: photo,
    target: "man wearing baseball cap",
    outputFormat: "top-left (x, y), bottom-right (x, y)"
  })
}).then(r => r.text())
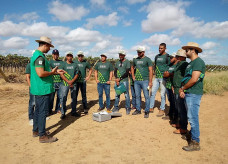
top-left (113, 50), bottom-right (131, 114)
top-left (30, 36), bottom-right (60, 143)
top-left (74, 51), bottom-right (92, 114)
top-left (180, 42), bottom-right (205, 151)
top-left (94, 53), bottom-right (114, 112)
top-left (49, 49), bottom-right (63, 114)
top-left (58, 51), bottom-right (80, 119)
top-left (131, 46), bottom-right (153, 118)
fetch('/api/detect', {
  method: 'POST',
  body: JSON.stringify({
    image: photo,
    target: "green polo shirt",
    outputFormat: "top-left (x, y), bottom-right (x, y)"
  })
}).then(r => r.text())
top-left (74, 60), bottom-right (91, 83)
top-left (94, 61), bottom-right (114, 83)
top-left (133, 56), bottom-right (152, 81)
top-left (182, 57), bottom-right (205, 95)
top-left (115, 59), bottom-right (130, 82)
top-left (49, 59), bottom-right (63, 83)
top-left (172, 61), bottom-right (188, 94)
top-left (166, 64), bottom-right (177, 89)
top-left (155, 54), bottom-right (170, 78)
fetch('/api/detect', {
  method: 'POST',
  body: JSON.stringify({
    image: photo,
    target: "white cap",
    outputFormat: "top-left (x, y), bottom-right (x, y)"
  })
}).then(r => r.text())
top-left (118, 50), bottom-right (126, 55)
top-left (65, 51), bottom-right (73, 56)
top-left (100, 53), bottom-right (107, 57)
top-left (136, 46), bottom-right (145, 52)
top-left (77, 51), bottom-right (84, 56)
top-left (171, 52), bottom-right (177, 57)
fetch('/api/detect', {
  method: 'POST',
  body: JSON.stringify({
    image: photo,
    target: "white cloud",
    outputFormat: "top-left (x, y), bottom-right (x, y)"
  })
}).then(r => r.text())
top-left (123, 19), bottom-right (133, 27)
top-left (49, 1), bottom-right (89, 22)
top-left (85, 12), bottom-right (119, 29)
top-left (2, 37), bottom-right (29, 49)
top-left (4, 12), bottom-right (39, 22)
top-left (201, 42), bottom-right (218, 50)
top-left (118, 6), bottom-right (129, 14)
top-left (142, 34), bottom-right (181, 46)
top-left (0, 21), bottom-right (25, 36)
top-left (90, 0), bottom-right (106, 6)
top-left (126, 0), bottom-right (147, 5)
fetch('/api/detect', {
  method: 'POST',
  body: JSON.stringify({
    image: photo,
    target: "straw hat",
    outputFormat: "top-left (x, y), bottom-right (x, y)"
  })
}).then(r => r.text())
top-left (35, 36), bottom-right (54, 48)
top-left (118, 50), bottom-right (126, 55)
top-left (176, 49), bottom-right (186, 57)
top-left (182, 42), bottom-right (202, 53)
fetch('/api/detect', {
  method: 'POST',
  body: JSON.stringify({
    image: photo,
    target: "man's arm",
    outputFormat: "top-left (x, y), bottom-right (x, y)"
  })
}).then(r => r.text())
top-left (107, 71), bottom-right (113, 84)
top-left (35, 67), bottom-right (57, 77)
top-left (149, 66), bottom-right (153, 88)
top-left (131, 66), bottom-right (135, 81)
top-left (94, 70), bottom-right (99, 83)
top-left (26, 74), bottom-right (31, 87)
top-left (85, 68), bottom-right (92, 81)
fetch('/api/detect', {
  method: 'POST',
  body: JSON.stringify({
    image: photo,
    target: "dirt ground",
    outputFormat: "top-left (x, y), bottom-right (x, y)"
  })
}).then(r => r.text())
top-left (0, 78), bottom-right (227, 164)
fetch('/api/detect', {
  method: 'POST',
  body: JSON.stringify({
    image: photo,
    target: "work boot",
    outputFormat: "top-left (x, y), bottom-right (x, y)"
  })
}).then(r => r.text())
top-left (173, 129), bottom-right (187, 134)
top-left (182, 140), bottom-right (200, 151)
top-left (156, 110), bottom-right (165, 117)
top-left (144, 111), bottom-right (149, 118)
top-left (39, 135), bottom-right (58, 143)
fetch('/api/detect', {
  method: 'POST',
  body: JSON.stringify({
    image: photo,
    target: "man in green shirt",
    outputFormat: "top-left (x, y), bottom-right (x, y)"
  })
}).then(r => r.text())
top-left (180, 42), bottom-right (205, 151)
top-left (59, 51), bottom-right (80, 119)
top-left (49, 49), bottom-right (63, 114)
top-left (74, 51), bottom-right (92, 114)
top-left (31, 36), bottom-right (61, 143)
top-left (94, 53), bottom-right (114, 112)
top-left (113, 50), bottom-right (131, 114)
top-left (131, 46), bottom-right (153, 118)
top-left (150, 43), bottom-right (170, 117)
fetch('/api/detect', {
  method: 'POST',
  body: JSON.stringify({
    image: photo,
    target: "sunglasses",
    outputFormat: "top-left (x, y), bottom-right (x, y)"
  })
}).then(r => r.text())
top-left (185, 48), bottom-right (193, 53)
top-left (78, 55), bottom-right (83, 57)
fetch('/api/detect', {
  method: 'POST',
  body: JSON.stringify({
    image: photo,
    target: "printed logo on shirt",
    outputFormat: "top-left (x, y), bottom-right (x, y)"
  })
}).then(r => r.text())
top-left (187, 65), bottom-right (191, 69)
top-left (78, 64), bottom-right (83, 67)
top-left (137, 61), bottom-right (143, 64)
top-left (39, 61), bottom-right (43, 65)
top-left (157, 58), bottom-right (163, 61)
top-left (118, 63), bottom-right (124, 67)
top-left (67, 66), bottom-right (74, 69)
top-left (99, 65), bottom-right (106, 68)
top-left (54, 63), bottom-right (60, 66)
top-left (169, 67), bottom-right (174, 71)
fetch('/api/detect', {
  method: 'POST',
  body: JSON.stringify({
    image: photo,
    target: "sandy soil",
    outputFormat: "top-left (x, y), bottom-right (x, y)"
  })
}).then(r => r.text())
top-left (0, 79), bottom-right (227, 164)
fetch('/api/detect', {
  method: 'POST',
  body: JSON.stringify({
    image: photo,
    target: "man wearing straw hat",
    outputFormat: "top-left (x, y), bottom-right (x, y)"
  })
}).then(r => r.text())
top-left (74, 51), bottom-right (92, 114)
top-left (112, 50), bottom-right (131, 114)
top-left (30, 36), bottom-right (61, 143)
top-left (180, 42), bottom-right (205, 151)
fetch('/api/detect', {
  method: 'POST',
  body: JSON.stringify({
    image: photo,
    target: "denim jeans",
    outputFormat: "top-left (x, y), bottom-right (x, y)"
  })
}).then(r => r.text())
top-left (175, 94), bottom-right (187, 130)
top-left (76, 82), bottom-right (87, 109)
top-left (185, 93), bottom-right (202, 143)
top-left (49, 82), bottom-right (61, 113)
top-left (114, 81), bottom-right (131, 110)
top-left (33, 94), bottom-right (50, 136)
top-left (59, 84), bottom-right (77, 114)
top-left (134, 80), bottom-right (150, 112)
top-left (150, 78), bottom-right (166, 110)
top-left (130, 84), bottom-right (136, 108)
top-left (97, 83), bottom-right (110, 109)
top-left (28, 90), bottom-right (35, 120)
top-left (166, 88), bottom-right (175, 120)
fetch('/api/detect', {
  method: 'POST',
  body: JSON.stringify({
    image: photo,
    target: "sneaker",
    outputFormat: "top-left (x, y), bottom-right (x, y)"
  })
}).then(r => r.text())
top-left (97, 107), bottom-right (104, 112)
top-left (39, 135), bottom-right (58, 143)
top-left (107, 108), bottom-right (112, 113)
top-left (144, 111), bottom-right (149, 118)
top-left (112, 108), bottom-right (119, 113)
top-left (156, 110), bottom-right (165, 117)
top-left (162, 115), bottom-right (170, 120)
top-left (126, 109), bottom-right (131, 115)
top-left (33, 131), bottom-right (50, 137)
top-left (60, 114), bottom-right (66, 119)
top-left (29, 119), bottom-right (33, 126)
top-left (132, 110), bottom-right (141, 115)
top-left (182, 140), bottom-right (200, 151)
top-left (84, 109), bottom-right (89, 114)
top-left (71, 112), bottom-right (81, 117)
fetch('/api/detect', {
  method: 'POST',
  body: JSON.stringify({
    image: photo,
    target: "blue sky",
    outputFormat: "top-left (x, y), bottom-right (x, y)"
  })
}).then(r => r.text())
top-left (0, 0), bottom-right (228, 65)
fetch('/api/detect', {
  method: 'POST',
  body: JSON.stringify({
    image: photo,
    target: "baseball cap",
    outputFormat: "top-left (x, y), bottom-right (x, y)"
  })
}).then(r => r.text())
top-left (52, 49), bottom-right (59, 55)
top-left (100, 53), bottom-right (107, 57)
top-left (118, 50), bottom-right (126, 55)
top-left (77, 51), bottom-right (84, 56)
top-left (65, 51), bottom-right (73, 56)
top-left (136, 46), bottom-right (145, 52)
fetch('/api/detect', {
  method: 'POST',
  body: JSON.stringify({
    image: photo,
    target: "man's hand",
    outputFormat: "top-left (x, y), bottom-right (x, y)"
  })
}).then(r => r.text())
top-left (132, 76), bottom-right (135, 81)
top-left (116, 81), bottom-right (120, 86)
top-left (149, 82), bottom-right (152, 88)
top-left (57, 69), bottom-right (65, 75)
top-left (85, 76), bottom-right (90, 81)
top-left (96, 80), bottom-right (100, 83)
top-left (106, 81), bottom-right (110, 85)
top-left (163, 71), bottom-right (169, 78)
top-left (51, 66), bottom-right (58, 74)
top-left (115, 78), bottom-right (120, 83)
top-left (179, 88), bottom-right (185, 98)
top-left (68, 80), bottom-right (73, 86)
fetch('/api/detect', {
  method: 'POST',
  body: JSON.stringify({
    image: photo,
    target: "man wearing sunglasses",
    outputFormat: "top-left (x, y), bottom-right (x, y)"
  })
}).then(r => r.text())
top-left (113, 50), bottom-right (131, 114)
top-left (74, 51), bottom-right (92, 114)
top-left (180, 42), bottom-right (205, 151)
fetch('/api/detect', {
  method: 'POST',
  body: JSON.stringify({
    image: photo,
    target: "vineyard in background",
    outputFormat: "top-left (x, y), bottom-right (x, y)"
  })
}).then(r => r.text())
top-left (0, 54), bottom-right (228, 73)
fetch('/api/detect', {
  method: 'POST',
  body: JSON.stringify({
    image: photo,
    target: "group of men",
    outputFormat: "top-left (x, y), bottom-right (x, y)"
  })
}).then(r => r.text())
top-left (27, 36), bottom-right (205, 152)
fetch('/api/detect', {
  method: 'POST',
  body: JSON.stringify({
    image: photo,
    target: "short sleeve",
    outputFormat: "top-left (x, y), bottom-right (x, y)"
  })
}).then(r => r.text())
top-left (126, 60), bottom-right (131, 69)
top-left (86, 62), bottom-right (91, 69)
top-left (109, 62), bottom-right (114, 71)
top-left (147, 57), bottom-right (153, 67)
top-left (35, 56), bottom-right (45, 68)
top-left (133, 58), bottom-right (136, 66)
top-left (94, 63), bottom-right (99, 70)
top-left (192, 60), bottom-right (204, 72)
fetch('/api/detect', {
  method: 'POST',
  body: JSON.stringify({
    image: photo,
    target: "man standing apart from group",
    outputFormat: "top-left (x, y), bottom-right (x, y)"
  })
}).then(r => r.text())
top-left (180, 42), bottom-right (205, 151)
top-left (113, 50), bottom-right (131, 114)
top-left (30, 36), bottom-right (60, 143)
top-left (49, 49), bottom-right (63, 114)
top-left (150, 43), bottom-right (170, 117)
top-left (131, 46), bottom-right (153, 118)
top-left (94, 53), bottom-right (113, 112)
top-left (74, 51), bottom-right (92, 114)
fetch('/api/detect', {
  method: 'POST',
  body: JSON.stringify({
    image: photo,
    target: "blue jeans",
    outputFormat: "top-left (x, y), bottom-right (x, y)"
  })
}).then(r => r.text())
top-left (130, 84), bottom-right (136, 108)
top-left (60, 84), bottom-right (77, 114)
top-left (134, 80), bottom-right (150, 112)
top-left (33, 94), bottom-right (50, 136)
top-left (166, 88), bottom-right (175, 120)
top-left (28, 90), bottom-right (35, 120)
top-left (114, 81), bottom-right (131, 110)
top-left (175, 94), bottom-right (187, 130)
top-left (97, 83), bottom-right (110, 109)
top-left (150, 78), bottom-right (166, 110)
top-left (49, 82), bottom-right (61, 112)
top-left (76, 82), bottom-right (87, 109)
top-left (185, 93), bottom-right (202, 143)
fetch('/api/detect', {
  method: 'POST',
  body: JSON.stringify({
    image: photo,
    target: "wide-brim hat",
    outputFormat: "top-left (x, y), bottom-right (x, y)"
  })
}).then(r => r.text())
top-left (100, 53), bottom-right (107, 57)
top-left (176, 49), bottom-right (186, 57)
top-left (118, 50), bottom-right (126, 55)
top-left (77, 51), bottom-right (84, 56)
top-left (35, 36), bottom-right (54, 48)
top-left (182, 42), bottom-right (202, 53)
